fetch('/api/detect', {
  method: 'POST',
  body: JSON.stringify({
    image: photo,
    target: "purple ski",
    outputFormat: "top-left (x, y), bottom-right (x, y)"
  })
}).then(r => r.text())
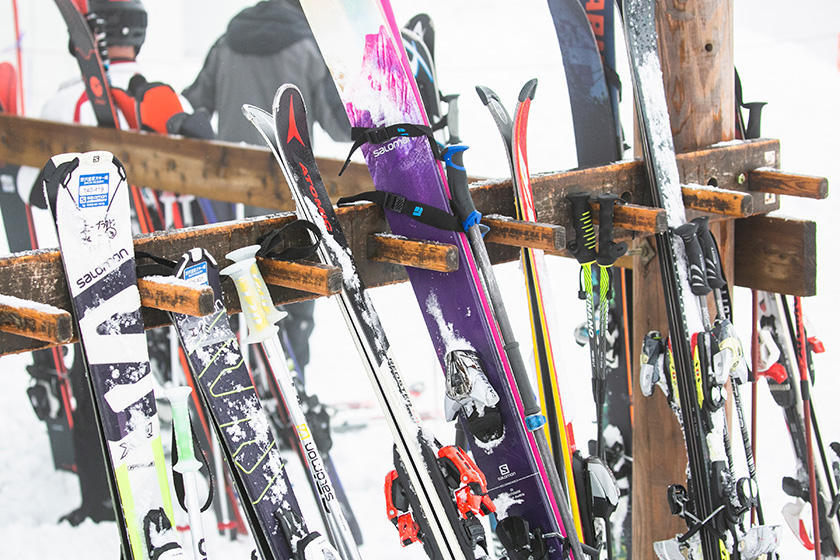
top-left (299, 1), bottom-right (577, 557)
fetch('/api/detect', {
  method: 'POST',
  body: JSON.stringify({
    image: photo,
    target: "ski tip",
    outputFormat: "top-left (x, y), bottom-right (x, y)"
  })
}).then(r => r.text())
top-left (475, 85), bottom-right (498, 106)
top-left (517, 78), bottom-right (538, 103)
top-left (272, 83), bottom-right (305, 116)
top-left (241, 103), bottom-right (269, 122)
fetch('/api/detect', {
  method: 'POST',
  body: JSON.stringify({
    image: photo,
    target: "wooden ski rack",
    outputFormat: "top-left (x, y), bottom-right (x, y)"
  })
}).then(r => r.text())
top-left (0, 114), bottom-right (825, 360)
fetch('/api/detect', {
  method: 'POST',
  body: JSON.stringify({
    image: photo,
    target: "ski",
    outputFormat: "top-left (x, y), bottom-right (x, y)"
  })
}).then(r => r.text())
top-left (52, 0), bottom-right (119, 128)
top-left (623, 2), bottom-right (780, 558)
top-left (298, 0), bottom-right (580, 557)
top-left (243, 84), bottom-right (496, 560)
top-left (545, 5), bottom-right (634, 553)
top-left (248, 327), bottom-right (365, 548)
top-left (476, 80), bottom-right (586, 548)
top-left (546, 0), bottom-right (621, 166)
top-left (168, 247), bottom-right (336, 560)
top-left (756, 290), bottom-right (840, 556)
top-left (43, 150), bottom-right (183, 560)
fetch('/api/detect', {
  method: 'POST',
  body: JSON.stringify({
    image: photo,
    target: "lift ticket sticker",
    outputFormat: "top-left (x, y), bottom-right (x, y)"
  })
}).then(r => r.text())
top-left (78, 173), bottom-right (110, 208)
top-left (184, 261), bottom-right (209, 286)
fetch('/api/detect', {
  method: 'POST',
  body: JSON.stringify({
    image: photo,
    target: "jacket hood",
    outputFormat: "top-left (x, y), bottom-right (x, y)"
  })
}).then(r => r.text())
top-left (226, 1), bottom-right (311, 55)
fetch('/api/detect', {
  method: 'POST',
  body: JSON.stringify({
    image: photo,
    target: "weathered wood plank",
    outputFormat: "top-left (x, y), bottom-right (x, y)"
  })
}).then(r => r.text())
top-left (367, 234), bottom-right (459, 273)
top-left (258, 258), bottom-right (343, 296)
top-left (749, 168), bottom-right (829, 200)
top-left (0, 113), bottom-right (374, 212)
top-left (682, 184), bottom-right (753, 216)
top-left (137, 277), bottom-right (215, 317)
top-left (734, 215), bottom-right (817, 297)
top-left (0, 297), bottom-right (73, 343)
top-left (0, 113), bottom-right (781, 217)
top-left (483, 216), bottom-right (565, 251)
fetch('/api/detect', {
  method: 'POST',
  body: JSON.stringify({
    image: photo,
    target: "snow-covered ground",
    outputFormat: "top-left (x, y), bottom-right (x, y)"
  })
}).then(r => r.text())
top-left (0, 0), bottom-right (838, 558)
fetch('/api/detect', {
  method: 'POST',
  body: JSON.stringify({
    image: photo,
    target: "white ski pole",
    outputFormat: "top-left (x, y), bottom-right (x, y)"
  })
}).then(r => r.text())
top-left (221, 245), bottom-right (361, 560)
top-left (165, 386), bottom-right (208, 560)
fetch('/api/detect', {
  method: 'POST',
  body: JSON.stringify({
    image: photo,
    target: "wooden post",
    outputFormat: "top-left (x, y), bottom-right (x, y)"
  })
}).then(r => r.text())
top-left (632, 0), bottom-right (734, 556)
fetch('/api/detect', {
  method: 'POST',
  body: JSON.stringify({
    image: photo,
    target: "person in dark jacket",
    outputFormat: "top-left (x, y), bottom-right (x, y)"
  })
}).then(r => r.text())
top-left (184, 0), bottom-right (351, 381)
top-left (184, 0), bottom-right (349, 151)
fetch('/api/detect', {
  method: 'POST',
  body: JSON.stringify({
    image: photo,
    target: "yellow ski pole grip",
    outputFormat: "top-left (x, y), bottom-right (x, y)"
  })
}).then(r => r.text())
top-left (220, 246), bottom-right (279, 345)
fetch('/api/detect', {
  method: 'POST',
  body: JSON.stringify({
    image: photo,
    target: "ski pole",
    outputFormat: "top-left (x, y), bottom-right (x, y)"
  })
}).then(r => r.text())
top-left (447, 150), bottom-right (589, 560)
top-left (594, 193), bottom-right (628, 461)
top-left (166, 386), bottom-right (208, 560)
top-left (693, 217), bottom-right (771, 534)
top-left (221, 245), bottom-right (359, 560)
top-left (793, 295), bottom-right (822, 560)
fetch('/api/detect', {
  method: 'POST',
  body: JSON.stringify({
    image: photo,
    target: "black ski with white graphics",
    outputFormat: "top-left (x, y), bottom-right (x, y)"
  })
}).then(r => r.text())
top-left (168, 247), bottom-right (336, 560)
top-left (43, 151), bottom-right (183, 560)
top-left (243, 84), bottom-right (496, 560)
top-left (623, 2), bottom-right (751, 558)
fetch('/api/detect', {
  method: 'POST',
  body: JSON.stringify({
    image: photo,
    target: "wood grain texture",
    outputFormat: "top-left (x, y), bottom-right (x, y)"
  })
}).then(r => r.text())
top-left (482, 216), bottom-right (565, 251)
top-left (749, 168), bottom-right (829, 199)
top-left (137, 277), bottom-right (215, 317)
top-left (735, 216), bottom-right (817, 297)
top-left (634, 1), bottom-right (735, 555)
top-left (366, 234), bottom-right (459, 273)
top-left (0, 299), bottom-right (72, 343)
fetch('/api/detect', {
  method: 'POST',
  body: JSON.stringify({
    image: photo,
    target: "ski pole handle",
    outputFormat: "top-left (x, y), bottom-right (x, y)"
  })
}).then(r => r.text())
top-left (220, 246), bottom-right (283, 345)
top-left (566, 192), bottom-right (598, 264)
top-left (692, 216), bottom-right (725, 290)
top-left (596, 193), bottom-right (628, 266)
top-left (227, 245), bottom-right (286, 324)
top-left (166, 386), bottom-right (208, 560)
top-left (167, 387), bottom-right (201, 472)
top-left (446, 146), bottom-right (481, 231)
top-left (674, 222), bottom-right (711, 296)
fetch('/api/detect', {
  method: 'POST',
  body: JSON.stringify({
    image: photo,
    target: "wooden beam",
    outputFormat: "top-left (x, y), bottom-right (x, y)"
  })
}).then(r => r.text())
top-left (483, 216), bottom-right (566, 251)
top-left (633, 0), bottom-right (735, 555)
top-left (137, 277), bottom-right (215, 317)
top-left (0, 113), bottom-right (375, 212)
top-left (682, 184), bottom-right (753, 216)
top-left (0, 296), bottom-right (73, 343)
top-left (734, 215), bottom-right (817, 297)
top-left (258, 258), bottom-right (343, 296)
top-left (0, 112), bottom-right (781, 217)
top-left (366, 234), bottom-right (459, 273)
top-left (749, 168), bottom-right (829, 199)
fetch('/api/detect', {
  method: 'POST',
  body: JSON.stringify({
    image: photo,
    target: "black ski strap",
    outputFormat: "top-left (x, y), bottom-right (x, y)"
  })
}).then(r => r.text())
top-left (135, 251), bottom-right (177, 278)
top-left (255, 219), bottom-right (322, 261)
top-left (337, 190), bottom-right (463, 232)
top-left (171, 422), bottom-right (215, 514)
top-left (338, 122), bottom-right (444, 176)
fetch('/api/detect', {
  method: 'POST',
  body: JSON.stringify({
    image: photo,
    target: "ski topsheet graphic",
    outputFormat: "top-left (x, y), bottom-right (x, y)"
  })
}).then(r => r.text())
top-left (43, 151), bottom-right (182, 560)
top-left (169, 248), bottom-right (326, 560)
top-left (298, 1), bottom-right (575, 558)
top-left (243, 84), bottom-right (497, 560)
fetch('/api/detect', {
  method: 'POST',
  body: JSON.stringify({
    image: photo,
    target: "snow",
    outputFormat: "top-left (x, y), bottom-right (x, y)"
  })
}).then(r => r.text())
top-left (0, 0), bottom-right (838, 559)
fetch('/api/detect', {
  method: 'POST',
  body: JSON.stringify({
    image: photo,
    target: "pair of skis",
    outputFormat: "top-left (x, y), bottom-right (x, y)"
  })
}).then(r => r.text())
top-left (755, 291), bottom-right (840, 556)
top-left (243, 84), bottom-right (497, 560)
top-left (623, 0), bottom-right (782, 558)
top-left (44, 150), bottom-right (361, 560)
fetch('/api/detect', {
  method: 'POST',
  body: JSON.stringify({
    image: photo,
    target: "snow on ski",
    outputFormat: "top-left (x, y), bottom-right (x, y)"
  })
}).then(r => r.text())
top-left (43, 151), bottom-right (182, 560)
top-left (623, 1), bottom-right (781, 558)
top-left (168, 247), bottom-right (331, 560)
top-left (242, 84), bottom-right (496, 560)
top-left (298, 0), bottom-right (580, 557)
